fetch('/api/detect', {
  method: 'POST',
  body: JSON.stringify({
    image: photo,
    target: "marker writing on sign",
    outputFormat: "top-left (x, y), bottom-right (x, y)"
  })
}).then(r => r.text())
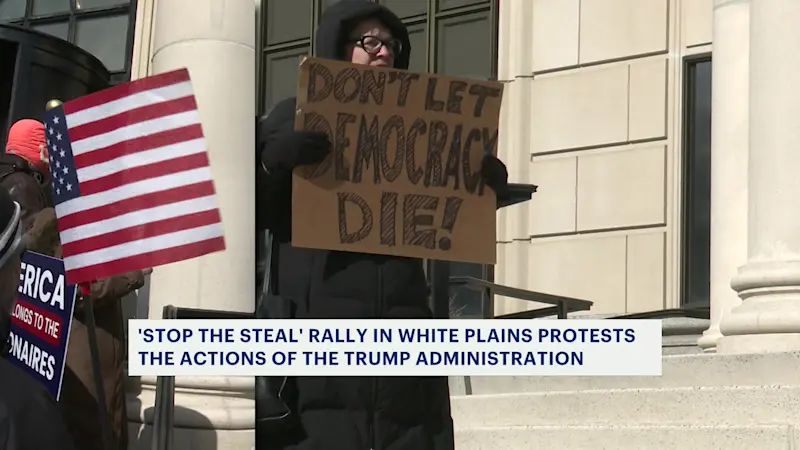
top-left (301, 62), bottom-right (501, 193)
top-left (299, 61), bottom-right (502, 254)
top-left (305, 62), bottom-right (500, 116)
top-left (337, 192), bottom-right (463, 250)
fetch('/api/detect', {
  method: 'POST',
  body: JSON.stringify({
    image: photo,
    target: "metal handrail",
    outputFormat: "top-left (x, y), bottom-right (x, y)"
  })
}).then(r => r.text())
top-left (150, 306), bottom-right (176, 450)
top-left (448, 276), bottom-right (593, 319)
top-left (606, 306), bottom-right (710, 320)
top-left (150, 305), bottom-right (255, 450)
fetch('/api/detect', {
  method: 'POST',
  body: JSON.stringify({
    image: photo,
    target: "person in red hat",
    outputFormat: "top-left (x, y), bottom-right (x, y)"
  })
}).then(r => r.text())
top-left (0, 119), bottom-right (51, 231)
top-left (5, 119), bottom-right (49, 173)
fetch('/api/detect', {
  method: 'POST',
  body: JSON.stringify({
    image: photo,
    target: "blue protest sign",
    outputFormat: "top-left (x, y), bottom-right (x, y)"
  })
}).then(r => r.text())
top-left (5, 251), bottom-right (77, 400)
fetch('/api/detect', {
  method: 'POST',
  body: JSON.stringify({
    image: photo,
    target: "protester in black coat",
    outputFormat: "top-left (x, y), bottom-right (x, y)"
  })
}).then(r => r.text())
top-left (256, 1), bottom-right (509, 449)
top-left (0, 188), bottom-right (76, 450)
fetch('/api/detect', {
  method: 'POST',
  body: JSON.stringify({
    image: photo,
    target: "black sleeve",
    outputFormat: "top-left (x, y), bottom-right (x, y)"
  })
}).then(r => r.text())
top-left (21, 393), bottom-right (77, 450)
top-left (256, 97), bottom-right (299, 235)
top-left (0, 403), bottom-right (19, 450)
top-left (1, 388), bottom-right (76, 450)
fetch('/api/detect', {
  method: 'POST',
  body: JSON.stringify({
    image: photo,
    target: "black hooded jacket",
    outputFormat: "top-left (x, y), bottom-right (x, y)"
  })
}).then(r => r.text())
top-left (0, 187), bottom-right (75, 450)
top-left (256, 1), bottom-right (454, 450)
top-left (0, 358), bottom-right (78, 450)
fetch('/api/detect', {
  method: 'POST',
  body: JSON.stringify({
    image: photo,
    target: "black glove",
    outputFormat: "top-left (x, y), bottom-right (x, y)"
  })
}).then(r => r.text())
top-left (260, 131), bottom-right (331, 173)
top-left (481, 154), bottom-right (509, 197)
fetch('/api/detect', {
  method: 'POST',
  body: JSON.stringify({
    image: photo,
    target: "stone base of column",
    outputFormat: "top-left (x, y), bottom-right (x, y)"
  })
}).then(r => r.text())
top-left (696, 326), bottom-right (722, 353)
top-left (718, 261), bottom-right (800, 354)
top-left (717, 333), bottom-right (800, 354)
top-left (126, 376), bottom-right (254, 450)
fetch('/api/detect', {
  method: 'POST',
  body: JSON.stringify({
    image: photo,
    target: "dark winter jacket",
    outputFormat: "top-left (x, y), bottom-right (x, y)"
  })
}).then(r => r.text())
top-left (256, 1), bottom-right (454, 450)
top-left (0, 169), bottom-right (48, 232)
top-left (0, 357), bottom-right (77, 450)
top-left (0, 186), bottom-right (75, 450)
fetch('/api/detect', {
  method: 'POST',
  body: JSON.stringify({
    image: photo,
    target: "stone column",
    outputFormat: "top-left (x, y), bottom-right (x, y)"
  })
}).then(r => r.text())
top-left (718, 0), bottom-right (800, 354)
top-left (127, 0), bottom-right (256, 448)
top-left (697, 0), bottom-right (749, 352)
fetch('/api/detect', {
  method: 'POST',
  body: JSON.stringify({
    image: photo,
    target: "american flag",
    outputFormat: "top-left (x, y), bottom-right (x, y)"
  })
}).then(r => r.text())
top-left (43, 68), bottom-right (226, 285)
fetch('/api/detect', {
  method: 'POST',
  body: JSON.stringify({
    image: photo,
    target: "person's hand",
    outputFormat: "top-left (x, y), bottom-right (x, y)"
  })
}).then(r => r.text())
top-left (480, 153), bottom-right (508, 196)
top-left (261, 131), bottom-right (331, 173)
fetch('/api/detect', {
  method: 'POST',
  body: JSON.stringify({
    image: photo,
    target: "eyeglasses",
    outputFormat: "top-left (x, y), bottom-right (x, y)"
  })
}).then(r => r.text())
top-left (350, 35), bottom-right (402, 56)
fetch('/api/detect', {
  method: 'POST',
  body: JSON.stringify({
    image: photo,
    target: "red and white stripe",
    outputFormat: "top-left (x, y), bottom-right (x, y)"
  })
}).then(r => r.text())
top-left (57, 69), bottom-right (225, 282)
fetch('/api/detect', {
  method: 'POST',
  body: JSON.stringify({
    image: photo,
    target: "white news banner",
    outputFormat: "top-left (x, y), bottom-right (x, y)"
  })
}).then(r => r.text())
top-left (127, 319), bottom-right (662, 377)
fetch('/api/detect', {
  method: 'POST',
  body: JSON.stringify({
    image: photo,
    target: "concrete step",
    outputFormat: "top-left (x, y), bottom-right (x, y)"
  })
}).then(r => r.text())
top-left (462, 351), bottom-right (800, 395)
top-left (451, 385), bottom-right (800, 428)
top-left (455, 424), bottom-right (794, 450)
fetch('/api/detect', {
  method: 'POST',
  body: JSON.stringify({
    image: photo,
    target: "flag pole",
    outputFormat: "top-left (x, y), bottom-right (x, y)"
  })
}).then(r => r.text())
top-left (46, 99), bottom-right (115, 450)
top-left (45, 99), bottom-right (63, 110)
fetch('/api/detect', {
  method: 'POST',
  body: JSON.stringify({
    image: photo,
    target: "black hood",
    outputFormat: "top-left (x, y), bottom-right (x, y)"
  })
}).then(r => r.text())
top-left (315, 0), bottom-right (411, 70)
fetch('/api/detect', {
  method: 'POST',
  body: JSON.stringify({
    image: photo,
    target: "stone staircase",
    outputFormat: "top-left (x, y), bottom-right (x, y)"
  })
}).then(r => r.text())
top-left (456, 425), bottom-right (792, 449)
top-left (450, 351), bottom-right (800, 449)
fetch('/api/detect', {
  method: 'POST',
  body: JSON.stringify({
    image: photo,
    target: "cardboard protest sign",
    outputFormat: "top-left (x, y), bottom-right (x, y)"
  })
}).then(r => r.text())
top-left (6, 252), bottom-right (77, 400)
top-left (291, 57), bottom-right (504, 264)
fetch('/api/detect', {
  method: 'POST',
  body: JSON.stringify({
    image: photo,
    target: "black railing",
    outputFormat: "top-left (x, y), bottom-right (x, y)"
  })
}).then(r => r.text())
top-left (448, 276), bottom-right (593, 319)
top-left (150, 305), bottom-right (254, 450)
top-left (426, 182), bottom-right (595, 321)
top-left (608, 304), bottom-right (710, 320)
top-left (163, 306), bottom-right (253, 320)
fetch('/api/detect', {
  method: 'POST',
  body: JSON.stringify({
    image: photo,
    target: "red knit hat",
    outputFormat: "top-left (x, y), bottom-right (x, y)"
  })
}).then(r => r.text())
top-left (5, 119), bottom-right (49, 175)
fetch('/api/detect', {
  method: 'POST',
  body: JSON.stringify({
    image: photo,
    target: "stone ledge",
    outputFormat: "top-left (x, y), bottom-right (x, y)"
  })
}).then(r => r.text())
top-left (463, 351), bottom-right (800, 394)
top-left (126, 376), bottom-right (254, 430)
top-left (455, 424), bottom-right (793, 450)
top-left (129, 423), bottom-right (253, 450)
top-left (452, 385), bottom-right (800, 428)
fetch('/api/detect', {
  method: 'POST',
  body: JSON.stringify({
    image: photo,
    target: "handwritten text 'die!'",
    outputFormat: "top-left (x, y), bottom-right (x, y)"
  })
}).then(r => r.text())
top-left (291, 57), bottom-right (504, 265)
top-left (18, 261), bottom-right (66, 311)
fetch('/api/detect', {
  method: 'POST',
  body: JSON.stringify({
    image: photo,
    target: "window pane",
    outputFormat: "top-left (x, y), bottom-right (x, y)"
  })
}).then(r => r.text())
top-left (266, 0), bottom-right (311, 45)
top-left (0, 0), bottom-right (26, 21)
top-left (75, 14), bottom-right (130, 72)
top-left (683, 59), bottom-right (712, 306)
top-left (75, 0), bottom-right (130, 10)
top-left (406, 21), bottom-right (426, 73)
top-left (382, 0), bottom-right (427, 18)
top-left (263, 45), bottom-right (309, 111)
top-left (32, 21), bottom-right (70, 41)
top-left (438, 0), bottom-right (486, 11)
top-left (436, 11), bottom-right (491, 79)
top-left (32, 0), bottom-right (71, 16)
